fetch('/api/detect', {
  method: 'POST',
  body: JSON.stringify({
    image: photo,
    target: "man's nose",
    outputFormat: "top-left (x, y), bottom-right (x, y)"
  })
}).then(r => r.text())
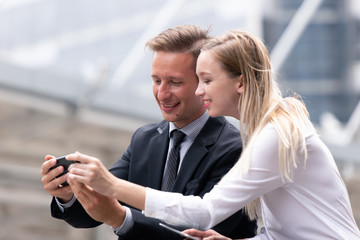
top-left (157, 83), bottom-right (171, 100)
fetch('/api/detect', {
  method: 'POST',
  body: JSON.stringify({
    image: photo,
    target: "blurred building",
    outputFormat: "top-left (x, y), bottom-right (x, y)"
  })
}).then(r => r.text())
top-left (263, 0), bottom-right (359, 123)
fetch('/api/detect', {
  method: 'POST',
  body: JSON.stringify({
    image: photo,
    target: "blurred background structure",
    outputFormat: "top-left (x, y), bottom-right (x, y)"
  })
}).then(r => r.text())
top-left (0, 0), bottom-right (359, 239)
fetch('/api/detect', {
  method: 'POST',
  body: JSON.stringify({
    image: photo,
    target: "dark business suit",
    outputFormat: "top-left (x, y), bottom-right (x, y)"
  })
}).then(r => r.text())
top-left (51, 116), bottom-right (257, 239)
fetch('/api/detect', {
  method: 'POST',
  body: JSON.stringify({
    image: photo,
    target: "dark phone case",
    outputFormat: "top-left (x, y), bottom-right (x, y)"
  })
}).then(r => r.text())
top-left (49, 156), bottom-right (78, 185)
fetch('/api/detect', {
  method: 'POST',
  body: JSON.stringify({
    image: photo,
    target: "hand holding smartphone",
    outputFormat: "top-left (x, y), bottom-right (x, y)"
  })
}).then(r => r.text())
top-left (159, 223), bottom-right (199, 240)
top-left (49, 156), bottom-right (79, 186)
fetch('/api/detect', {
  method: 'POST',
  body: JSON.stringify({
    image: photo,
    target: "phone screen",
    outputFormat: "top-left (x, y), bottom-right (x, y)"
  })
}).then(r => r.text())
top-left (159, 223), bottom-right (199, 240)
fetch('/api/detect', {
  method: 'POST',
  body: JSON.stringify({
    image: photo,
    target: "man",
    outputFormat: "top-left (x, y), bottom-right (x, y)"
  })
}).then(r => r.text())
top-left (41, 25), bottom-right (257, 239)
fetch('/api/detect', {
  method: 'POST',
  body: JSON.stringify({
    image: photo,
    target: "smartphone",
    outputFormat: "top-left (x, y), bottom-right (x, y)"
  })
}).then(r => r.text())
top-left (49, 156), bottom-right (78, 186)
top-left (159, 223), bottom-right (199, 240)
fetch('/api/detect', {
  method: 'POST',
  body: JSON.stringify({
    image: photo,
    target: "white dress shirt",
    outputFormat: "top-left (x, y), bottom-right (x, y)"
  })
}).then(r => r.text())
top-left (145, 123), bottom-right (360, 240)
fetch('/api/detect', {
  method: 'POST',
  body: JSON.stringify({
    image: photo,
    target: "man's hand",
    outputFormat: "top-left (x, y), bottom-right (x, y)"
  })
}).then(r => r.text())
top-left (69, 179), bottom-right (126, 228)
top-left (183, 229), bottom-right (238, 240)
top-left (41, 155), bottom-right (73, 202)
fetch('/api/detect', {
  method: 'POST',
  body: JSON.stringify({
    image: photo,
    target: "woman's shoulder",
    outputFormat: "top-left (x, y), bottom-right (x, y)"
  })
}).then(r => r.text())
top-left (253, 123), bottom-right (279, 151)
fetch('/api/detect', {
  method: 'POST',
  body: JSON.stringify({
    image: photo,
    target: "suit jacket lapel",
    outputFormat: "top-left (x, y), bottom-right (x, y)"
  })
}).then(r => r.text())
top-left (147, 122), bottom-right (170, 189)
top-left (173, 117), bottom-right (221, 192)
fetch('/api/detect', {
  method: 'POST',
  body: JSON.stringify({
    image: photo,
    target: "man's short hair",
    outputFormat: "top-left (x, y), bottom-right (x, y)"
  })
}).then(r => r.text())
top-left (146, 24), bottom-right (210, 60)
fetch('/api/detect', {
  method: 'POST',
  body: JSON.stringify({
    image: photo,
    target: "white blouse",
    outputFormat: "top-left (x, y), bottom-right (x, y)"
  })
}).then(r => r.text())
top-left (144, 124), bottom-right (360, 240)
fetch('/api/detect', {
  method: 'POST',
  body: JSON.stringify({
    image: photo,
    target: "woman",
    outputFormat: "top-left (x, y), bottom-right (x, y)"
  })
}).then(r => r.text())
top-left (67, 30), bottom-right (360, 239)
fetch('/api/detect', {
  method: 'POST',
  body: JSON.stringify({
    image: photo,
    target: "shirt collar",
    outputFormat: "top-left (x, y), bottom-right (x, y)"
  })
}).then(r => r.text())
top-left (169, 111), bottom-right (209, 141)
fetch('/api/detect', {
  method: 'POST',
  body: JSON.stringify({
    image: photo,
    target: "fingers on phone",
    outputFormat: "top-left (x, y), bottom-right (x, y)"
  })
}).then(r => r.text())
top-left (45, 155), bottom-right (55, 161)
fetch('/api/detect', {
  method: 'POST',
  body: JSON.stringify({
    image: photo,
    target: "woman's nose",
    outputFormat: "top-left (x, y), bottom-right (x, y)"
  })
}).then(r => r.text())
top-left (195, 84), bottom-right (204, 96)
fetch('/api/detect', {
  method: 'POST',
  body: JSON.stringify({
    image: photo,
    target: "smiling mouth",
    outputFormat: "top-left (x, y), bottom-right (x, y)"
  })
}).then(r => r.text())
top-left (203, 99), bottom-right (211, 107)
top-left (162, 102), bottom-right (180, 111)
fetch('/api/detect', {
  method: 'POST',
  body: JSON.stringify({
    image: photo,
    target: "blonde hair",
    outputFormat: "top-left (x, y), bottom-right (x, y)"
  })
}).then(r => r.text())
top-left (203, 30), bottom-right (312, 219)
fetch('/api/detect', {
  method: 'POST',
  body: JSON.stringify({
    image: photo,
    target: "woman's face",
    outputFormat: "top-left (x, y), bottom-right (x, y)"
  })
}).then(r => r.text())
top-left (195, 51), bottom-right (242, 120)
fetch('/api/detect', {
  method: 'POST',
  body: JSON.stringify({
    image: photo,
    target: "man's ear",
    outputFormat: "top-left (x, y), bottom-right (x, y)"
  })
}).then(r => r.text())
top-left (236, 75), bottom-right (244, 94)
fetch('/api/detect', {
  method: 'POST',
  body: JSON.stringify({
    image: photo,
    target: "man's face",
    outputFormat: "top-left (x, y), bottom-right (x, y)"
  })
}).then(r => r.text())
top-left (151, 51), bottom-right (206, 128)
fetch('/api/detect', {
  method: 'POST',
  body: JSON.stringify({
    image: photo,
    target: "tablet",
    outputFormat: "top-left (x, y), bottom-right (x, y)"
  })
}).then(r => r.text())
top-left (159, 223), bottom-right (199, 240)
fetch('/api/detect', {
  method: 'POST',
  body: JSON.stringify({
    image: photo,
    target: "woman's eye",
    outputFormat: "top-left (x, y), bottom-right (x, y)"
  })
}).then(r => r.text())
top-left (203, 79), bottom-right (211, 84)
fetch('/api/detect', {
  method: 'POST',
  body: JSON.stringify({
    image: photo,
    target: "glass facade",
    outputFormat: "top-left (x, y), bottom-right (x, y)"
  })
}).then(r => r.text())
top-left (263, 0), bottom-right (360, 123)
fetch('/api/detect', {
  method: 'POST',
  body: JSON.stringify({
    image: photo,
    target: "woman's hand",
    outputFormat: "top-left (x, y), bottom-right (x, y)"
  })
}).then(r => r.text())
top-left (67, 151), bottom-right (146, 211)
top-left (183, 229), bottom-right (232, 240)
top-left (67, 152), bottom-right (117, 198)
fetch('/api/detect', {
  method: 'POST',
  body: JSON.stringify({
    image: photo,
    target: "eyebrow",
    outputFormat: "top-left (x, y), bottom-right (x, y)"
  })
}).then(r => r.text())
top-left (151, 74), bottom-right (184, 80)
top-left (196, 71), bottom-right (211, 77)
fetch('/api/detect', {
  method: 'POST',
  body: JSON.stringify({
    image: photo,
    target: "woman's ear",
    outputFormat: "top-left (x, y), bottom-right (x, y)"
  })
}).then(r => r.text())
top-left (236, 75), bottom-right (244, 94)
